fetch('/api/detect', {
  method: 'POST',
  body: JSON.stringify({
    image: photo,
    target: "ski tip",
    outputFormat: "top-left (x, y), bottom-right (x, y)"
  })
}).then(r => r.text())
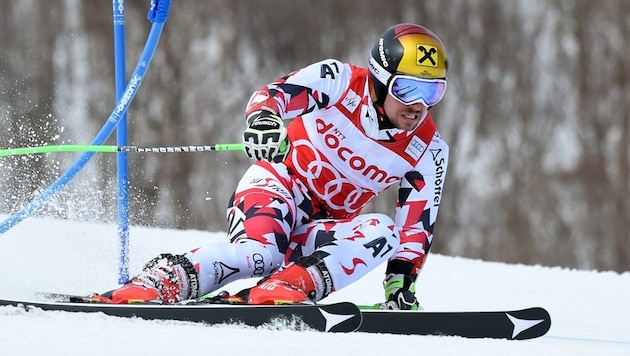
top-left (507, 307), bottom-right (552, 340)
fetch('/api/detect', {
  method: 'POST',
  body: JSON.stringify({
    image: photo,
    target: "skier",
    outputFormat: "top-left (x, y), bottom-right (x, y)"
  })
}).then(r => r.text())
top-left (94, 23), bottom-right (450, 310)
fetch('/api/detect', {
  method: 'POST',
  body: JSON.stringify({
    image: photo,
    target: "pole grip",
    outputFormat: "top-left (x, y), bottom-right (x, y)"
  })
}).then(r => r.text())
top-left (147, 0), bottom-right (171, 23)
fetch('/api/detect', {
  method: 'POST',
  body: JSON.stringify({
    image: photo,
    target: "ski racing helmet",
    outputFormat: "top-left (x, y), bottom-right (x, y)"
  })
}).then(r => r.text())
top-left (368, 23), bottom-right (449, 108)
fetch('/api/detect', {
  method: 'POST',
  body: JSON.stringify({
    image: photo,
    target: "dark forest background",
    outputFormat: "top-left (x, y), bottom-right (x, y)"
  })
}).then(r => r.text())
top-left (1, 0), bottom-right (628, 272)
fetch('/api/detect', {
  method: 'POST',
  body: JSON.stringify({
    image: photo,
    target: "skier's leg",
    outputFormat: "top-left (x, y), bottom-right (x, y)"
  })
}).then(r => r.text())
top-left (96, 162), bottom-right (306, 304)
top-left (181, 161), bottom-right (304, 298)
top-left (290, 213), bottom-right (400, 291)
top-left (187, 161), bottom-right (304, 296)
top-left (247, 213), bottom-right (399, 304)
top-left (94, 240), bottom-right (279, 304)
top-left (185, 240), bottom-right (278, 296)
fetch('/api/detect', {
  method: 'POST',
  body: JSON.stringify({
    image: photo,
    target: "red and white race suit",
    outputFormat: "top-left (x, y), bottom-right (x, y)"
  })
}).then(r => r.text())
top-left (186, 59), bottom-right (448, 297)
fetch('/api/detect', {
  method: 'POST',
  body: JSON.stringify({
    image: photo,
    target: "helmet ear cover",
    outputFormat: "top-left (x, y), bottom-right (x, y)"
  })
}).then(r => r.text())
top-left (369, 72), bottom-right (388, 107)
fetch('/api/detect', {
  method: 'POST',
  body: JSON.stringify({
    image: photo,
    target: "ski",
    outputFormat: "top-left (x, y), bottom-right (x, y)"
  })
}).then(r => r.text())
top-left (0, 297), bottom-right (361, 333)
top-left (359, 307), bottom-right (551, 340)
top-left (0, 295), bottom-right (551, 339)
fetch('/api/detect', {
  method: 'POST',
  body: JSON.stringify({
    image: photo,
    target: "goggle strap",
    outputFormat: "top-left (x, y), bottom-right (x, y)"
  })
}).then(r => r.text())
top-left (368, 57), bottom-right (392, 85)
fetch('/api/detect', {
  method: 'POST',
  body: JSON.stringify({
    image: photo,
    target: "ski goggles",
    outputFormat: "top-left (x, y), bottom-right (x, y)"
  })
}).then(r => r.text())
top-left (388, 75), bottom-right (447, 107)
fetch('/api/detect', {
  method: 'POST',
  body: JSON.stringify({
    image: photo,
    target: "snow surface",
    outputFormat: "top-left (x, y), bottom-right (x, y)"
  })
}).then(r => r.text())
top-left (0, 217), bottom-right (629, 355)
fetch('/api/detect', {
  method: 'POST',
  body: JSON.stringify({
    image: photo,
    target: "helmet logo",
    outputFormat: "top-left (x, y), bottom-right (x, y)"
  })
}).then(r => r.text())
top-left (417, 44), bottom-right (438, 67)
top-left (378, 38), bottom-right (389, 67)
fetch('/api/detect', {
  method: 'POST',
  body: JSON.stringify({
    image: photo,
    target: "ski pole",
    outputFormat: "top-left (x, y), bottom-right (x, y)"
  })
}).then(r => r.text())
top-left (0, 143), bottom-right (244, 157)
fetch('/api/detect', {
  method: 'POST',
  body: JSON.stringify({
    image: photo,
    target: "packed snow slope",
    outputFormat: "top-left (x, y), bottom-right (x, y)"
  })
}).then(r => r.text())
top-left (0, 217), bottom-right (628, 355)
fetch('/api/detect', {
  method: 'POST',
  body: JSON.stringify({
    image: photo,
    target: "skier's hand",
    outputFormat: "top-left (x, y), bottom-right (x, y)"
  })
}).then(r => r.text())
top-left (380, 288), bottom-right (420, 310)
top-left (379, 273), bottom-right (421, 310)
top-left (243, 110), bottom-right (290, 163)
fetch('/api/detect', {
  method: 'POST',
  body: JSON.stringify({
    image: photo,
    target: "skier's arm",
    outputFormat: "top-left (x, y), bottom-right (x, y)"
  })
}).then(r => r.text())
top-left (242, 59), bottom-right (351, 162)
top-left (244, 58), bottom-right (349, 119)
top-left (383, 137), bottom-right (449, 309)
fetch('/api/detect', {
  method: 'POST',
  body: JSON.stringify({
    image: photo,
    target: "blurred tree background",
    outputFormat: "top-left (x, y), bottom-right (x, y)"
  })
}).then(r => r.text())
top-left (1, 0), bottom-right (628, 272)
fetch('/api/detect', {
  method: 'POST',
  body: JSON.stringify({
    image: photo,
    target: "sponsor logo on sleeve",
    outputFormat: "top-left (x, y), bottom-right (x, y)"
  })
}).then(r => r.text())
top-left (341, 89), bottom-right (360, 113)
top-left (429, 148), bottom-right (446, 207)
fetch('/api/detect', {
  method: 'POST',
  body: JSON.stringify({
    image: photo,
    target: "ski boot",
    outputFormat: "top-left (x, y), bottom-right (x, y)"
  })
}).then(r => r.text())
top-left (246, 256), bottom-right (333, 305)
top-left (91, 253), bottom-right (199, 304)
